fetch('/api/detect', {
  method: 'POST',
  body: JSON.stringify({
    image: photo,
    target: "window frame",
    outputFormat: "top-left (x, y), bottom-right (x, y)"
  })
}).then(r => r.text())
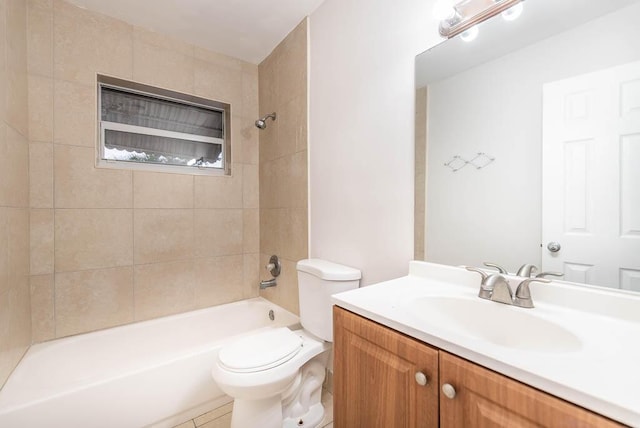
top-left (96, 75), bottom-right (232, 176)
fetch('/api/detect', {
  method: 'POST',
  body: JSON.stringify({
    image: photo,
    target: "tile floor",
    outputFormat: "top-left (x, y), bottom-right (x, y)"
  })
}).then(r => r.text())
top-left (173, 389), bottom-right (334, 428)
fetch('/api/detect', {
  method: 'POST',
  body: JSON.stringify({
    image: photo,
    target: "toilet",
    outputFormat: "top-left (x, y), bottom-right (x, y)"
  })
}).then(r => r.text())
top-left (211, 259), bottom-right (361, 428)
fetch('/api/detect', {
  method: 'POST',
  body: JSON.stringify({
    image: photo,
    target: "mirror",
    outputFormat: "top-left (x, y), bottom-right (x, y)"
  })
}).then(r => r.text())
top-left (415, 0), bottom-right (640, 290)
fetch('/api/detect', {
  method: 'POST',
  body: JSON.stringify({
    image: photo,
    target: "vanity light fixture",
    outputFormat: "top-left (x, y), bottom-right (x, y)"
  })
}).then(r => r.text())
top-left (433, 0), bottom-right (457, 21)
top-left (438, 0), bottom-right (523, 39)
top-left (501, 2), bottom-right (524, 21)
top-left (460, 25), bottom-right (479, 42)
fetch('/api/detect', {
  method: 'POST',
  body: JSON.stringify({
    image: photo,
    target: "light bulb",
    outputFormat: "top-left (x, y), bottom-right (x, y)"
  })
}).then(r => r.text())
top-left (433, 0), bottom-right (456, 21)
top-left (501, 2), bottom-right (523, 21)
top-left (460, 25), bottom-right (479, 42)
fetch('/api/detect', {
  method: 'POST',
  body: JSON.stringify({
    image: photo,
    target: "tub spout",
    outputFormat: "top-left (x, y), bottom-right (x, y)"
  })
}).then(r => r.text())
top-left (259, 278), bottom-right (277, 289)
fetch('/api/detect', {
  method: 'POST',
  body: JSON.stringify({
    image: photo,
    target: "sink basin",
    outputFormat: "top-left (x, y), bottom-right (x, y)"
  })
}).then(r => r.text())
top-left (406, 296), bottom-right (582, 353)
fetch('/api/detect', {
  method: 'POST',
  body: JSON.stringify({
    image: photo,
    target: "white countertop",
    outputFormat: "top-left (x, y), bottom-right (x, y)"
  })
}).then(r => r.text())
top-left (331, 261), bottom-right (640, 427)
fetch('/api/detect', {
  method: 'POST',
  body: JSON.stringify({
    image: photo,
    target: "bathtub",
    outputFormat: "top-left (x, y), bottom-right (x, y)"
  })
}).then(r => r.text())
top-left (0, 297), bottom-right (299, 428)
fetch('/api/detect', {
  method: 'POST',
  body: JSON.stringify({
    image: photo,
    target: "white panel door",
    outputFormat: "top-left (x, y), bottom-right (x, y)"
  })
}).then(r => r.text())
top-left (542, 61), bottom-right (640, 289)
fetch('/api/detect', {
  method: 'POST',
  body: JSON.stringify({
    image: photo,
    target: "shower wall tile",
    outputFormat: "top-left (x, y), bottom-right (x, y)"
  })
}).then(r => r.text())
top-left (194, 59), bottom-right (243, 107)
top-left (133, 172), bottom-right (194, 209)
top-left (242, 164), bottom-right (259, 209)
top-left (133, 26), bottom-right (194, 56)
top-left (133, 260), bottom-right (195, 321)
top-left (30, 208), bottom-right (54, 275)
top-left (27, 75), bottom-right (53, 141)
top-left (134, 209), bottom-right (194, 264)
top-left (25, 0), bottom-right (260, 341)
top-left (233, 114), bottom-right (259, 165)
top-left (243, 209), bottom-right (259, 254)
top-left (260, 207), bottom-right (307, 263)
top-left (258, 19), bottom-right (308, 314)
top-left (288, 150), bottom-right (308, 209)
top-left (259, 208), bottom-right (285, 257)
top-left (6, 70), bottom-right (29, 138)
top-left (194, 173), bottom-right (243, 209)
top-left (1, 0), bottom-right (30, 387)
top-left (6, 0), bottom-right (28, 137)
top-left (132, 28), bottom-right (195, 95)
top-left (193, 255), bottom-right (244, 309)
top-left (259, 151), bottom-right (307, 210)
top-left (0, 282), bottom-right (31, 386)
top-left (30, 274), bottom-right (54, 342)
top-left (7, 208), bottom-right (30, 285)
top-left (280, 96), bottom-right (308, 155)
top-left (287, 207), bottom-right (308, 262)
top-left (277, 23), bottom-right (307, 105)
top-left (29, 142), bottom-right (53, 208)
top-left (242, 64), bottom-right (259, 123)
top-left (55, 209), bottom-right (133, 272)
top-left (194, 209), bottom-right (243, 258)
top-left (26, 0), bottom-right (53, 78)
top-left (55, 266), bottom-right (134, 337)
top-left (53, 80), bottom-right (96, 147)
top-left (54, 144), bottom-right (133, 208)
top-left (53, 0), bottom-right (133, 85)
top-left (0, 52), bottom-right (5, 133)
top-left (258, 51), bottom-right (278, 126)
top-left (0, 125), bottom-right (29, 208)
top-left (194, 45), bottom-right (244, 72)
top-left (0, 207), bottom-right (7, 296)
top-left (258, 255), bottom-right (300, 315)
top-left (256, 111), bottom-right (279, 163)
top-left (243, 253), bottom-right (260, 299)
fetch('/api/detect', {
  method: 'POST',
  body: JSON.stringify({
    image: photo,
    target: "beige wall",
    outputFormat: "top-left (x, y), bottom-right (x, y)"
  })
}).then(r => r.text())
top-left (0, 0), bottom-right (32, 386)
top-left (27, 0), bottom-right (261, 341)
top-left (414, 86), bottom-right (427, 260)
top-left (258, 20), bottom-right (308, 315)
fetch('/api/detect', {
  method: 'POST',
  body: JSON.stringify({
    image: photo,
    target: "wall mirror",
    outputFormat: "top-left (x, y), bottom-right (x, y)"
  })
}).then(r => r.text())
top-left (415, 0), bottom-right (640, 291)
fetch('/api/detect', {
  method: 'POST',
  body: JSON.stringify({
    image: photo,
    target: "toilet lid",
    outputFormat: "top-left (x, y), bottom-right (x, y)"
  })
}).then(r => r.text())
top-left (218, 327), bottom-right (303, 373)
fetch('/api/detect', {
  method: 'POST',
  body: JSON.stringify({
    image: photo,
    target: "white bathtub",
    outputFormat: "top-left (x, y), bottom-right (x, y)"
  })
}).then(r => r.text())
top-left (0, 297), bottom-right (299, 428)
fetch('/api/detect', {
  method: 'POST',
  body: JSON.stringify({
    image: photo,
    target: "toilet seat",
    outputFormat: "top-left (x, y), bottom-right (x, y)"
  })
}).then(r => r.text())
top-left (218, 327), bottom-right (303, 373)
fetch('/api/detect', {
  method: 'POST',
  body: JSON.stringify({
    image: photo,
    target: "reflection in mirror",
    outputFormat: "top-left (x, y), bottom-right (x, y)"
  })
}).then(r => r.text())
top-left (415, 0), bottom-right (640, 290)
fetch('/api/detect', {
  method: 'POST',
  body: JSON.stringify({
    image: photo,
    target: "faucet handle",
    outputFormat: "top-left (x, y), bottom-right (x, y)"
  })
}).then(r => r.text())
top-left (465, 266), bottom-right (488, 281)
top-left (514, 278), bottom-right (551, 308)
top-left (536, 271), bottom-right (564, 279)
top-left (483, 262), bottom-right (508, 274)
top-left (464, 267), bottom-right (495, 299)
top-left (516, 264), bottom-right (538, 277)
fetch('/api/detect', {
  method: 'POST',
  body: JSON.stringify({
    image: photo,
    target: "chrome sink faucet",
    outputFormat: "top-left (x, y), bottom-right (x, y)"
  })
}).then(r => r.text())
top-left (466, 266), bottom-right (550, 308)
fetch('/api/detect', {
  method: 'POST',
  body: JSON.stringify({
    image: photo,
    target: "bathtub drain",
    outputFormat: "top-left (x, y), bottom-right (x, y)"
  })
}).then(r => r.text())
top-left (268, 309), bottom-right (275, 321)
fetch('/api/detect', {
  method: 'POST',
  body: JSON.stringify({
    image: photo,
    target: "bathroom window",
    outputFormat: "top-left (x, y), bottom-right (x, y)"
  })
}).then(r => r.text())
top-left (97, 75), bottom-right (231, 175)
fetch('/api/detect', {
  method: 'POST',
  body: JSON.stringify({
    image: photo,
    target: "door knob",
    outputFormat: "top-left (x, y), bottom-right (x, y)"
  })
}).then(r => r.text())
top-left (415, 371), bottom-right (429, 386)
top-left (547, 242), bottom-right (561, 253)
top-left (442, 383), bottom-right (456, 399)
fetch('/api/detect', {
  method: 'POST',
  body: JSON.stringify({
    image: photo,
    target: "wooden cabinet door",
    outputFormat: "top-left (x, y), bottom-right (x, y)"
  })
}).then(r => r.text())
top-left (439, 352), bottom-right (625, 428)
top-left (333, 307), bottom-right (439, 428)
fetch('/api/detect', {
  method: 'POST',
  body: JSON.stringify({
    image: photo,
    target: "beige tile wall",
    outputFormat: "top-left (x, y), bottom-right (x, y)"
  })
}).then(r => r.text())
top-left (0, 0), bottom-right (32, 387)
top-left (258, 20), bottom-right (308, 315)
top-left (27, 0), bottom-right (261, 341)
top-left (414, 87), bottom-right (427, 260)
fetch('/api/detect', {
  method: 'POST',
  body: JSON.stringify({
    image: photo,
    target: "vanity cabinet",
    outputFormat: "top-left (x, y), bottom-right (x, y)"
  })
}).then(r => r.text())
top-left (333, 307), bottom-right (625, 428)
top-left (333, 305), bottom-right (440, 427)
top-left (439, 351), bottom-right (623, 428)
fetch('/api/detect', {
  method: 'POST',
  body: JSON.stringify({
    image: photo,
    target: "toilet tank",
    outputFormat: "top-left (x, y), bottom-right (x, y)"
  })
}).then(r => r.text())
top-left (296, 259), bottom-right (361, 342)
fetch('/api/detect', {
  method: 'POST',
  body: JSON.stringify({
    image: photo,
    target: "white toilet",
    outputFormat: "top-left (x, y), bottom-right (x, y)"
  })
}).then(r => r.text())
top-left (211, 259), bottom-right (361, 428)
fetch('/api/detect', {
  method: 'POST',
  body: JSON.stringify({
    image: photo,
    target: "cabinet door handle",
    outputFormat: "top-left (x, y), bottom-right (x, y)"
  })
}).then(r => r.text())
top-left (442, 383), bottom-right (456, 399)
top-left (415, 371), bottom-right (429, 386)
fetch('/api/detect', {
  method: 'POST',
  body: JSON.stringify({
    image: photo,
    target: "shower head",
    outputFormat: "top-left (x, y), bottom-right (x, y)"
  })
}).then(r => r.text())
top-left (255, 112), bottom-right (277, 129)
